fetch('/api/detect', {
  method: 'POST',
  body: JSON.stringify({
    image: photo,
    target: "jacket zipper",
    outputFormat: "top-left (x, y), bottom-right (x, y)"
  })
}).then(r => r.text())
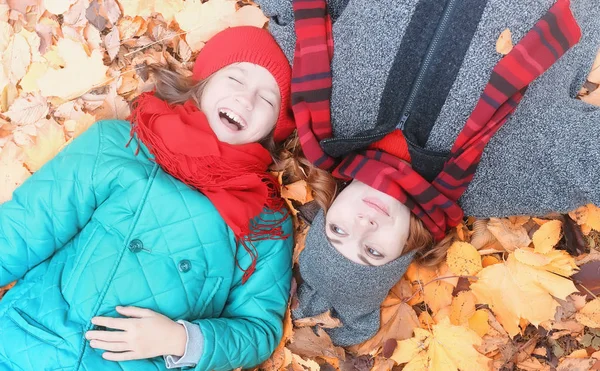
top-left (398, 0), bottom-right (458, 129)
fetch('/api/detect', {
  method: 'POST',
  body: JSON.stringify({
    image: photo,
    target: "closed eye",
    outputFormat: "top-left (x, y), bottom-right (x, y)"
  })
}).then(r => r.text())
top-left (228, 76), bottom-right (242, 84)
top-left (261, 96), bottom-right (274, 107)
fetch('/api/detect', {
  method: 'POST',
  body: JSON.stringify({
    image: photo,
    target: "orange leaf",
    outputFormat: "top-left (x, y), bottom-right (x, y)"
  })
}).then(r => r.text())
top-left (468, 309), bottom-right (490, 337)
top-left (482, 255), bottom-right (501, 268)
top-left (446, 241), bottom-right (482, 276)
top-left (450, 291), bottom-right (477, 325)
top-left (282, 180), bottom-right (313, 204)
top-left (569, 205), bottom-right (589, 225)
top-left (288, 327), bottom-right (345, 361)
top-left (423, 279), bottom-right (453, 314)
top-left (496, 28), bottom-right (513, 55)
top-left (294, 310), bottom-right (342, 329)
top-left (349, 297), bottom-right (419, 356)
top-left (586, 204), bottom-right (600, 232)
top-left (532, 220), bottom-right (562, 254)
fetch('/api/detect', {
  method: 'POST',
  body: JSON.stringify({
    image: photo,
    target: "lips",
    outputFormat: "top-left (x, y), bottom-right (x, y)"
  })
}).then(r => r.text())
top-left (362, 198), bottom-right (390, 216)
top-left (218, 108), bottom-right (247, 132)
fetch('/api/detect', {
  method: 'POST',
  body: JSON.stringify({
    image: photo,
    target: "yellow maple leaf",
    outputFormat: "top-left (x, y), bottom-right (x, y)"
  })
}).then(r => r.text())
top-left (44, 0), bottom-right (77, 15)
top-left (514, 247), bottom-right (578, 277)
top-left (470, 254), bottom-right (577, 337)
top-left (119, 0), bottom-right (185, 22)
top-left (37, 38), bottom-right (108, 100)
top-left (24, 119), bottom-right (67, 172)
top-left (532, 220), bottom-right (562, 254)
top-left (175, 0), bottom-right (236, 52)
top-left (450, 291), bottom-right (476, 326)
top-left (496, 28), bottom-right (513, 55)
top-left (391, 318), bottom-right (491, 371)
top-left (446, 241), bottom-right (482, 276)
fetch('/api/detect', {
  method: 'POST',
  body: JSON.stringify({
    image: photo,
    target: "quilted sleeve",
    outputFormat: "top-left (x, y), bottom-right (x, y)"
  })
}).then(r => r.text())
top-left (0, 123), bottom-right (102, 286)
top-left (191, 215), bottom-right (293, 371)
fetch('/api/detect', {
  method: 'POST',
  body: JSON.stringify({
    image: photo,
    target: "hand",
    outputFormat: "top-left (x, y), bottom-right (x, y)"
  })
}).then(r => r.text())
top-left (85, 306), bottom-right (187, 362)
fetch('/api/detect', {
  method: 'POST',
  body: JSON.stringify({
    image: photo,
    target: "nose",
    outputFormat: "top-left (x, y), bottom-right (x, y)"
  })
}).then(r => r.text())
top-left (355, 214), bottom-right (377, 231)
top-left (235, 91), bottom-right (255, 111)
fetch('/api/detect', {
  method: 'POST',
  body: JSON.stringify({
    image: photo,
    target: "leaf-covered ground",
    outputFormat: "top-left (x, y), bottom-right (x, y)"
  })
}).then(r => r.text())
top-left (1, 1), bottom-right (600, 370)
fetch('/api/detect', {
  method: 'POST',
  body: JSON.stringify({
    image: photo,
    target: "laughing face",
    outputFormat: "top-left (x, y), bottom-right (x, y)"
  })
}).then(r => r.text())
top-left (200, 62), bottom-right (281, 145)
top-left (325, 180), bottom-right (411, 266)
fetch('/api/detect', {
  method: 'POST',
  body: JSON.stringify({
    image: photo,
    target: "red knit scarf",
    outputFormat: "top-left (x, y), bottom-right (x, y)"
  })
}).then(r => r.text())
top-left (128, 92), bottom-right (287, 282)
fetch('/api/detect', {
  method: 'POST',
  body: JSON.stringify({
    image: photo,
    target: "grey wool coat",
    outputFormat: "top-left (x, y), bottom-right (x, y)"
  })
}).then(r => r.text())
top-left (256, 0), bottom-right (600, 218)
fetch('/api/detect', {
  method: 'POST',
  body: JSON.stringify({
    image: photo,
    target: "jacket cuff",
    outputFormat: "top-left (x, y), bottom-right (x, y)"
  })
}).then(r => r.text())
top-left (164, 320), bottom-right (204, 369)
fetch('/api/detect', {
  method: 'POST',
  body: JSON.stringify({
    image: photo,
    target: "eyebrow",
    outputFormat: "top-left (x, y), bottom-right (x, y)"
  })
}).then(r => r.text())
top-left (326, 234), bottom-right (342, 246)
top-left (358, 253), bottom-right (375, 266)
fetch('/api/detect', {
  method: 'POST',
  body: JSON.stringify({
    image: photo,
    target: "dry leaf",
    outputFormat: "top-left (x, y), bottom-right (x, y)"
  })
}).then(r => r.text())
top-left (557, 357), bottom-right (597, 371)
top-left (288, 327), bottom-right (345, 361)
top-left (514, 247), bottom-right (578, 277)
top-left (0, 141), bottom-right (30, 203)
top-left (118, 15), bottom-right (147, 40)
top-left (24, 119), bottom-right (67, 172)
top-left (468, 309), bottom-right (490, 337)
top-left (390, 318), bottom-right (491, 371)
top-left (38, 38), bottom-right (108, 100)
top-left (487, 217), bottom-right (532, 252)
top-left (470, 219), bottom-right (500, 250)
top-left (119, 0), bottom-right (185, 22)
top-left (291, 353), bottom-right (320, 371)
top-left (582, 87), bottom-right (600, 106)
top-left (471, 253), bottom-right (577, 337)
top-left (44, 0), bottom-right (77, 15)
top-left (496, 28), bottom-right (513, 55)
top-left (569, 205), bottom-right (589, 225)
top-left (349, 298), bottom-right (419, 356)
top-left (4, 93), bottom-right (49, 126)
top-left (586, 204), bottom-right (600, 232)
top-left (3, 32), bottom-right (31, 84)
top-left (227, 4), bottom-right (267, 28)
top-left (482, 255), bottom-right (501, 267)
top-left (294, 311), bottom-right (342, 329)
top-left (176, 0), bottom-right (236, 52)
top-left (532, 219), bottom-right (562, 254)
top-left (450, 291), bottom-right (477, 326)
top-left (103, 26), bottom-right (120, 61)
top-left (575, 298), bottom-right (600, 329)
top-left (446, 241), bottom-right (482, 276)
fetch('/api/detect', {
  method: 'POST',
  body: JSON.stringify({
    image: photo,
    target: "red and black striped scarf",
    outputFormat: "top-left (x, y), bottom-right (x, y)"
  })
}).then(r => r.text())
top-left (291, 0), bottom-right (581, 241)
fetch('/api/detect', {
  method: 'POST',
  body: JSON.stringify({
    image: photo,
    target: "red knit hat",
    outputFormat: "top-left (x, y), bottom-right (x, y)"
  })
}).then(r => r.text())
top-left (193, 26), bottom-right (294, 143)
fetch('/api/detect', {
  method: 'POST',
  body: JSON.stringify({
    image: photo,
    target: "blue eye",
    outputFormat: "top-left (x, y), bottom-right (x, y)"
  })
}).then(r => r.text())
top-left (366, 246), bottom-right (383, 258)
top-left (329, 224), bottom-right (347, 236)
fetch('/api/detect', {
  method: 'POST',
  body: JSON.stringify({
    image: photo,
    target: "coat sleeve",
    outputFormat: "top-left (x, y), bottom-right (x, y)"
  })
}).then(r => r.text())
top-left (190, 215), bottom-right (293, 371)
top-left (254, 0), bottom-right (295, 64)
top-left (0, 123), bottom-right (102, 286)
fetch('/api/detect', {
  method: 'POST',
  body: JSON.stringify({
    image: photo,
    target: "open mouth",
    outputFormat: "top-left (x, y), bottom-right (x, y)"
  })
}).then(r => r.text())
top-left (218, 108), bottom-right (247, 131)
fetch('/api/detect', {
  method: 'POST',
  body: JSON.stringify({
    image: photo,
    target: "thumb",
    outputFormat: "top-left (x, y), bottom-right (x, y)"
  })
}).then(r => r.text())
top-left (115, 306), bottom-right (155, 318)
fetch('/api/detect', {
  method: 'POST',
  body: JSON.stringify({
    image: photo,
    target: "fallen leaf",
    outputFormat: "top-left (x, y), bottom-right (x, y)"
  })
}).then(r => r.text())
top-left (24, 119), bottom-right (67, 172)
top-left (4, 93), bottom-right (49, 126)
top-left (291, 353), bottom-right (320, 371)
top-left (570, 205), bottom-right (589, 225)
top-left (119, 0), bottom-right (185, 23)
top-left (85, 0), bottom-right (107, 31)
top-left (576, 298), bottom-right (600, 329)
top-left (176, 0), bottom-right (236, 52)
top-left (482, 255), bottom-right (501, 267)
top-left (44, 0), bottom-right (77, 15)
top-left (0, 21), bottom-right (14, 53)
top-left (391, 318), bottom-right (491, 370)
top-left (487, 217), bottom-right (531, 252)
top-left (104, 0), bottom-right (121, 25)
top-left (3, 33), bottom-right (32, 84)
top-left (446, 241), bottom-right (482, 276)
top-left (227, 4), bottom-right (267, 28)
top-left (103, 27), bottom-right (120, 61)
top-left (0, 141), bottom-right (30, 203)
top-left (118, 15), bottom-right (148, 40)
top-left (349, 298), bottom-right (419, 356)
top-left (63, 0), bottom-right (88, 27)
top-left (532, 219), bottom-right (562, 254)
top-left (582, 86), bottom-right (600, 106)
top-left (282, 180), bottom-right (314, 204)
top-left (496, 28), bottom-right (513, 55)
top-left (557, 357), bottom-right (597, 371)
top-left (63, 112), bottom-right (95, 139)
top-left (471, 253), bottom-right (578, 337)
top-left (294, 311), bottom-right (342, 329)
top-left (450, 291), bottom-right (477, 326)
top-left (468, 309), bottom-right (490, 337)
top-left (288, 327), bottom-right (345, 361)
top-left (470, 219), bottom-right (500, 250)
top-left (586, 205), bottom-right (600, 232)
top-left (20, 61), bottom-right (49, 93)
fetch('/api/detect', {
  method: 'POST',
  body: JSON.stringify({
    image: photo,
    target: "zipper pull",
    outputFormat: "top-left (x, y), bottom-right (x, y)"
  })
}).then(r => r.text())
top-left (399, 112), bottom-right (411, 129)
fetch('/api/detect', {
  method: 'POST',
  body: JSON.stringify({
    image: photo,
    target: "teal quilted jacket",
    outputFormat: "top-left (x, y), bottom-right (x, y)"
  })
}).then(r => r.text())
top-left (0, 120), bottom-right (293, 371)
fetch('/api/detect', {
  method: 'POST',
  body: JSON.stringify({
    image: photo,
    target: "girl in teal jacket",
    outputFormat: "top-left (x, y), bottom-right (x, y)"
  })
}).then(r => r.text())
top-left (0, 26), bottom-right (295, 371)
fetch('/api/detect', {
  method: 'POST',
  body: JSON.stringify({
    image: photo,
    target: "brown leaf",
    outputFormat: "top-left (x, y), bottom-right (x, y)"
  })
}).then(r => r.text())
top-left (288, 327), bottom-right (345, 361)
top-left (294, 311), bottom-right (342, 329)
top-left (86, 0), bottom-right (108, 31)
top-left (5, 93), bottom-right (48, 126)
top-left (348, 299), bottom-right (419, 356)
top-left (557, 357), bottom-right (597, 371)
top-left (487, 217), bottom-right (532, 252)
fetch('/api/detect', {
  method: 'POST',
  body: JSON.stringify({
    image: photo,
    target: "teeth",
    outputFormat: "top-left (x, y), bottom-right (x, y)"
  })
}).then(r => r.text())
top-left (219, 109), bottom-right (246, 129)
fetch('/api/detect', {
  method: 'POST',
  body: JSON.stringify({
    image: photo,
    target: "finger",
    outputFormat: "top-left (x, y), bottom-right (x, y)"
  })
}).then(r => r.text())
top-left (89, 340), bottom-right (131, 352)
top-left (102, 351), bottom-right (141, 362)
top-left (85, 330), bottom-right (126, 342)
top-left (115, 306), bottom-right (155, 318)
top-left (91, 317), bottom-right (132, 331)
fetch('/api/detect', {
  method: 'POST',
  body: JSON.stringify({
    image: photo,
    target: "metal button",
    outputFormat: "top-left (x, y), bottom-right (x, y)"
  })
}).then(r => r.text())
top-left (178, 259), bottom-right (192, 273)
top-left (128, 239), bottom-right (144, 253)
